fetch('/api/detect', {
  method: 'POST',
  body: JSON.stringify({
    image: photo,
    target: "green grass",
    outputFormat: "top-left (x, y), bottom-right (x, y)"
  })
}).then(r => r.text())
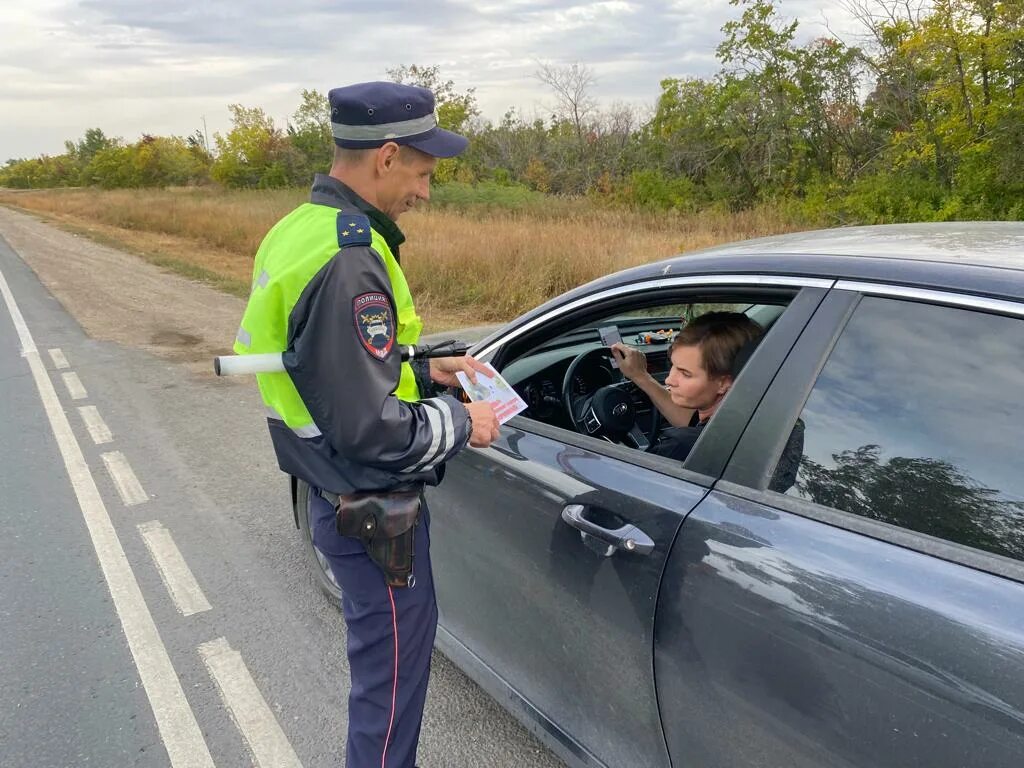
top-left (429, 181), bottom-right (589, 217)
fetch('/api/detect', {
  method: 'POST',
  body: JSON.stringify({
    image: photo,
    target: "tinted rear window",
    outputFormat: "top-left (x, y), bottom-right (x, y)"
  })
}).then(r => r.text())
top-left (774, 297), bottom-right (1024, 562)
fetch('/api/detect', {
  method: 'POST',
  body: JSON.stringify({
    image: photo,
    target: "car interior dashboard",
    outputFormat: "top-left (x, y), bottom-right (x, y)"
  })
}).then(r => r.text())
top-left (502, 326), bottom-right (675, 431)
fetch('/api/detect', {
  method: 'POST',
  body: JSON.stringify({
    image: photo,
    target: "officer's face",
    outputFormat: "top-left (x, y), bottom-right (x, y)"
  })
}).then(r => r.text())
top-left (378, 145), bottom-right (437, 220)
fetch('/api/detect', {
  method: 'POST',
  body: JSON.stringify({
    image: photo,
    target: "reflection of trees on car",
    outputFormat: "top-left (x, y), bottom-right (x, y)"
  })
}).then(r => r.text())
top-left (796, 444), bottom-right (1024, 561)
top-left (769, 419), bottom-right (804, 494)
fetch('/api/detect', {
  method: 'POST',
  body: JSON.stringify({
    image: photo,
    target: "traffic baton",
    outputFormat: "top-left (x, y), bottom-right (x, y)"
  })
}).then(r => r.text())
top-left (214, 340), bottom-right (470, 376)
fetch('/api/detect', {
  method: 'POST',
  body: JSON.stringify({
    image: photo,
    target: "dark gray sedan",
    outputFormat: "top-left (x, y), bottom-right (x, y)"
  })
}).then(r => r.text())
top-left (297, 222), bottom-right (1024, 768)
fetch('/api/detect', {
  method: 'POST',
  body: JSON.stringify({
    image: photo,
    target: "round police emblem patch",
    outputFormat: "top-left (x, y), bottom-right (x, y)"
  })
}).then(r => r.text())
top-left (353, 292), bottom-right (395, 360)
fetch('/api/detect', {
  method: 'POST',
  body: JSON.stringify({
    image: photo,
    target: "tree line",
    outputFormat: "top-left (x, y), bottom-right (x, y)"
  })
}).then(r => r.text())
top-left (2, 0), bottom-right (1021, 223)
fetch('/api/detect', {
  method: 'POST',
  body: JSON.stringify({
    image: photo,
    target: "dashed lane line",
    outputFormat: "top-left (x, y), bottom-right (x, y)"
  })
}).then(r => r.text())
top-left (139, 521), bottom-right (212, 617)
top-left (78, 404), bottom-right (113, 444)
top-left (62, 370), bottom-right (87, 399)
top-left (199, 638), bottom-right (304, 768)
top-left (101, 450), bottom-right (149, 506)
top-left (48, 347), bottom-right (69, 369)
top-left (0, 267), bottom-right (216, 768)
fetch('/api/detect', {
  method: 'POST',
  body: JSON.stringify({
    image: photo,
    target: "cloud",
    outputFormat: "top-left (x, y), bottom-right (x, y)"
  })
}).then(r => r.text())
top-left (0, 0), bottom-right (861, 161)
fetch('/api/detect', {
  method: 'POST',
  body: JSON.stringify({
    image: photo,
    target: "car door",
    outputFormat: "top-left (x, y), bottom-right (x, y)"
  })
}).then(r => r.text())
top-left (427, 278), bottom-right (829, 768)
top-left (656, 286), bottom-right (1024, 768)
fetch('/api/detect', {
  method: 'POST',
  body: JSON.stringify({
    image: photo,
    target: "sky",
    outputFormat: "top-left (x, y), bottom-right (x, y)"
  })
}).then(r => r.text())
top-left (0, 1), bottom-right (863, 163)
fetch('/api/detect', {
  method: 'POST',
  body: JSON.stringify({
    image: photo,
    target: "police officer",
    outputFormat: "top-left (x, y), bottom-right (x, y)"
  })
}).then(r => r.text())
top-left (233, 81), bottom-right (500, 767)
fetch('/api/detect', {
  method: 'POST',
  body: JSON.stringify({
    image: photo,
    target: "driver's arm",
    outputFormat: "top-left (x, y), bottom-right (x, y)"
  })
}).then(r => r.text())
top-left (612, 343), bottom-right (694, 428)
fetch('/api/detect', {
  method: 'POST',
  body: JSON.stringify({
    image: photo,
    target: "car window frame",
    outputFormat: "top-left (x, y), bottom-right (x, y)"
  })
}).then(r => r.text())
top-left (472, 275), bottom-right (833, 487)
top-left (721, 283), bottom-right (1024, 584)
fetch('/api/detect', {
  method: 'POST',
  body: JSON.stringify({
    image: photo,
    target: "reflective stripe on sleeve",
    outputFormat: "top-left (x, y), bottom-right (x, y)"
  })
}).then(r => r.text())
top-left (236, 326), bottom-right (252, 347)
top-left (419, 398), bottom-right (456, 472)
top-left (401, 400), bottom-right (443, 473)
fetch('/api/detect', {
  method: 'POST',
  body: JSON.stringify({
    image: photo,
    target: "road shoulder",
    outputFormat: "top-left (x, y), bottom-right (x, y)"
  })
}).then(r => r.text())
top-left (0, 205), bottom-right (243, 376)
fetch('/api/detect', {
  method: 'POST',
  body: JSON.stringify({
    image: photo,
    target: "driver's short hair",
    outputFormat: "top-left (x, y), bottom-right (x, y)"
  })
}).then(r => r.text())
top-left (672, 312), bottom-right (763, 379)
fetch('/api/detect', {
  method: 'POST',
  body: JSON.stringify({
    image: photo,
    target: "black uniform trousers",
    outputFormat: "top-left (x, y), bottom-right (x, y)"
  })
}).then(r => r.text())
top-left (310, 488), bottom-right (437, 768)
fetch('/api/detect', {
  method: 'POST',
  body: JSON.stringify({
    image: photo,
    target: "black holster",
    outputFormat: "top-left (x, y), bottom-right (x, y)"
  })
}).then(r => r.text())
top-left (334, 490), bottom-right (422, 588)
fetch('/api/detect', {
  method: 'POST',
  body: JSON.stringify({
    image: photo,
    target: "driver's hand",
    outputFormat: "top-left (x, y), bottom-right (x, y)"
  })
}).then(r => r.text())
top-left (611, 343), bottom-right (647, 381)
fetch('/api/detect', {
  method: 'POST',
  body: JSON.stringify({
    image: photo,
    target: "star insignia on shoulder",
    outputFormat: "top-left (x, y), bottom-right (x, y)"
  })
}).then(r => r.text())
top-left (342, 230), bottom-right (350, 236)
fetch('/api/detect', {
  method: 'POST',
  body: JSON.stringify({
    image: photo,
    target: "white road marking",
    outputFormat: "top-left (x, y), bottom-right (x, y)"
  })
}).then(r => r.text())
top-left (200, 638), bottom-right (304, 768)
top-left (101, 450), bottom-right (149, 506)
top-left (0, 268), bottom-right (215, 768)
top-left (62, 370), bottom-right (87, 400)
top-left (78, 405), bottom-right (113, 444)
top-left (48, 347), bottom-right (69, 369)
top-left (139, 521), bottom-right (212, 617)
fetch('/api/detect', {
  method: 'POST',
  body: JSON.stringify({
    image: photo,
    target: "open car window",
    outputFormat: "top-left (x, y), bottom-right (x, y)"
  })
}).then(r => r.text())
top-left (492, 292), bottom-right (794, 461)
top-left (501, 301), bottom-right (785, 388)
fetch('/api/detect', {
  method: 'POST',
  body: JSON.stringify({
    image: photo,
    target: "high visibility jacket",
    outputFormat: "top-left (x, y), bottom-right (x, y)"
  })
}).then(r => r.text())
top-left (233, 174), bottom-right (470, 494)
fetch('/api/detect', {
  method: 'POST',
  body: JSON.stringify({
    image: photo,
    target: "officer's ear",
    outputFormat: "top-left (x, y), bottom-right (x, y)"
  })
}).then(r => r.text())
top-left (376, 142), bottom-right (402, 174)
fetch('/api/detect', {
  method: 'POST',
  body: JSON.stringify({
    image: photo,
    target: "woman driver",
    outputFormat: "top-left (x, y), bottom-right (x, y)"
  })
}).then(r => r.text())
top-left (611, 311), bottom-right (762, 461)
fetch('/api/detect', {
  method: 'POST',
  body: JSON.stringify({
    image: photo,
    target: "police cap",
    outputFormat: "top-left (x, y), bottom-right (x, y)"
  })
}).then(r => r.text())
top-left (328, 81), bottom-right (469, 159)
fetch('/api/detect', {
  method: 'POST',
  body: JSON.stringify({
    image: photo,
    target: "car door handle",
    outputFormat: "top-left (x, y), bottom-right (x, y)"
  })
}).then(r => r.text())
top-left (561, 504), bottom-right (655, 556)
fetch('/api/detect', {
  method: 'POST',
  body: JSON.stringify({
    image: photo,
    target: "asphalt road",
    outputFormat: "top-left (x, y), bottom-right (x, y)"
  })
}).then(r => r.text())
top-left (0, 231), bottom-right (561, 768)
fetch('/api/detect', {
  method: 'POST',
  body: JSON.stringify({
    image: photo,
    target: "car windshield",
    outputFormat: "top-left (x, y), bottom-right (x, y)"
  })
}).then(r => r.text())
top-left (564, 302), bottom-right (782, 346)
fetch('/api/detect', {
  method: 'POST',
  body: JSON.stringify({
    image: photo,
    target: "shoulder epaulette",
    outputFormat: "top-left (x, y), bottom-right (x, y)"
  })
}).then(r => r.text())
top-left (336, 211), bottom-right (372, 248)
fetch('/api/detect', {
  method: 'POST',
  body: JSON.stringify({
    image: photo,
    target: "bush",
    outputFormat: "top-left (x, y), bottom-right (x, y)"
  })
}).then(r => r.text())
top-left (83, 137), bottom-right (211, 189)
top-left (430, 181), bottom-right (553, 211)
top-left (615, 170), bottom-right (699, 212)
top-left (0, 155), bottom-right (79, 188)
top-left (836, 172), bottom-right (948, 223)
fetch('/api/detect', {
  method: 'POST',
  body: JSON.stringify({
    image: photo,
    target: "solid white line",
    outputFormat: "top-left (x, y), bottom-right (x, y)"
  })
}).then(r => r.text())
top-left (101, 450), bottom-right (149, 506)
top-left (138, 521), bottom-right (212, 617)
top-left (0, 268), bottom-right (215, 768)
top-left (78, 405), bottom-right (113, 444)
top-left (48, 347), bottom-right (69, 369)
top-left (199, 638), bottom-right (304, 768)
top-left (62, 370), bottom-right (87, 400)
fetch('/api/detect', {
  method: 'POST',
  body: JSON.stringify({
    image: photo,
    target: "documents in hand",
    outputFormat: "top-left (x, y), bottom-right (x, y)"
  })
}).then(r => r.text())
top-left (455, 363), bottom-right (528, 425)
top-left (598, 325), bottom-right (622, 368)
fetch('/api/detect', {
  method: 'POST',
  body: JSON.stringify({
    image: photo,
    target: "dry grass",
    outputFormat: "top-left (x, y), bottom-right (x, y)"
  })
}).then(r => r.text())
top-left (0, 187), bottom-right (815, 329)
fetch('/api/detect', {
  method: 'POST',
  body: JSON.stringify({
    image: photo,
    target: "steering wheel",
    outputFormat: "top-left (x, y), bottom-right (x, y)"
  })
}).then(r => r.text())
top-left (561, 348), bottom-right (660, 451)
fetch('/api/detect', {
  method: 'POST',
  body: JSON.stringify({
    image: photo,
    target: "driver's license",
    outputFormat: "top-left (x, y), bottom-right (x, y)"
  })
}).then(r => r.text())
top-left (599, 325), bottom-right (622, 368)
top-left (455, 363), bottom-right (528, 425)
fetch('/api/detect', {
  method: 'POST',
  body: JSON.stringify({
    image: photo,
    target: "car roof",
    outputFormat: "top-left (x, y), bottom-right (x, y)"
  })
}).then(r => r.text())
top-left (679, 222), bottom-right (1024, 269)
top-left (574, 222), bottom-right (1024, 304)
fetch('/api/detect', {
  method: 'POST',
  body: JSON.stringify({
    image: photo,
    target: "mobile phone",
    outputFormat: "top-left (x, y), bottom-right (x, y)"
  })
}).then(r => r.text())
top-left (599, 326), bottom-right (622, 368)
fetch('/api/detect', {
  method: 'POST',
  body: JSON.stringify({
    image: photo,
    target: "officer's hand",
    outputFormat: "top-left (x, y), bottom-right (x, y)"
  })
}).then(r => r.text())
top-left (465, 401), bottom-right (500, 448)
top-left (430, 354), bottom-right (491, 389)
top-left (611, 343), bottom-right (648, 382)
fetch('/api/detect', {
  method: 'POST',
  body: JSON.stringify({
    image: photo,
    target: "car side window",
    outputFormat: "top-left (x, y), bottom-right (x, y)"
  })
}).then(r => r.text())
top-left (770, 296), bottom-right (1024, 563)
top-left (501, 299), bottom-right (775, 433)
